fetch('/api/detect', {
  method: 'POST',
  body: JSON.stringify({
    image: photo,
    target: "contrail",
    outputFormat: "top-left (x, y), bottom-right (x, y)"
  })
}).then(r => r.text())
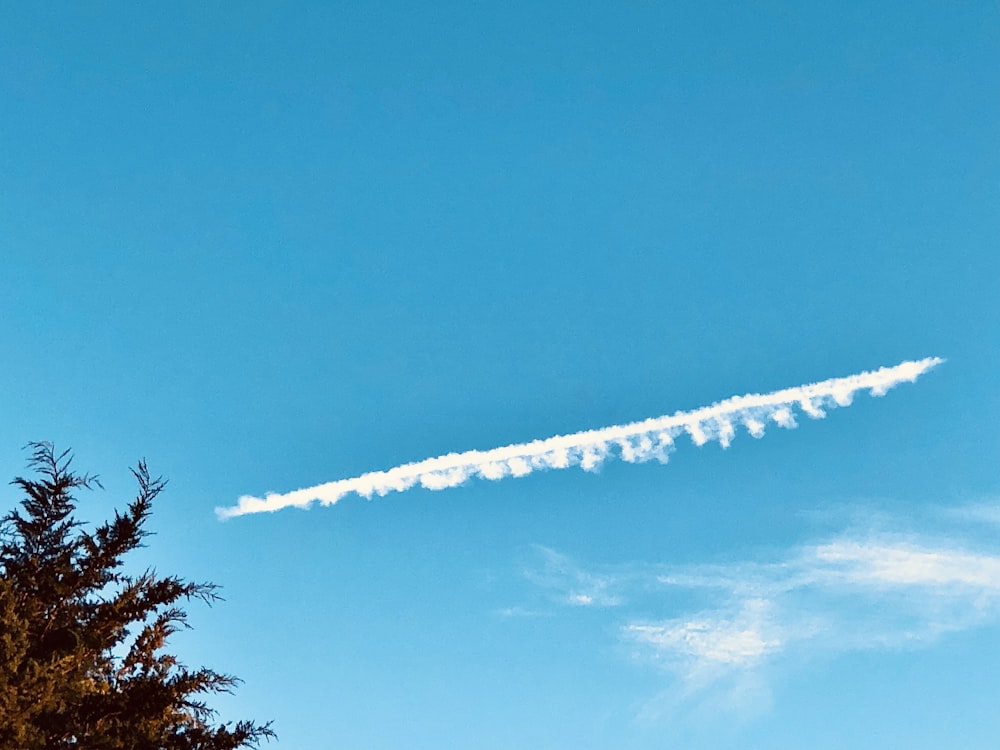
top-left (218, 357), bottom-right (942, 519)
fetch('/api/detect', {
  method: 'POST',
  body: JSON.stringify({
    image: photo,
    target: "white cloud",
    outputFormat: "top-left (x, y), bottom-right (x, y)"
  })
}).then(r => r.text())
top-left (810, 540), bottom-right (1000, 589)
top-left (622, 532), bottom-right (1000, 689)
top-left (627, 599), bottom-right (783, 670)
top-left (496, 606), bottom-right (549, 619)
top-left (517, 511), bottom-right (1000, 712)
top-left (524, 546), bottom-right (623, 608)
top-left (218, 357), bottom-right (942, 518)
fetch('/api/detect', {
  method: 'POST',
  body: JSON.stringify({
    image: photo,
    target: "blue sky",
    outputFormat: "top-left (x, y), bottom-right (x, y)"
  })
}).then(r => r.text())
top-left (1, 2), bottom-right (998, 747)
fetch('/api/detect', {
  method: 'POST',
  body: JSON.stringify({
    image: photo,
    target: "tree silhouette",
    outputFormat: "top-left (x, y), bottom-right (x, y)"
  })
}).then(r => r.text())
top-left (0, 442), bottom-right (274, 749)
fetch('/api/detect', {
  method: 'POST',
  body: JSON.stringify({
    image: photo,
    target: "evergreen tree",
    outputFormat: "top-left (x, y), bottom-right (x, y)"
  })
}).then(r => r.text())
top-left (0, 442), bottom-right (274, 749)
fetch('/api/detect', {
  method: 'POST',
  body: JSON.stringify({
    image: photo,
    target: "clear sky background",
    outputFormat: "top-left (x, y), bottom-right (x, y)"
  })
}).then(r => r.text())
top-left (1, 2), bottom-right (998, 748)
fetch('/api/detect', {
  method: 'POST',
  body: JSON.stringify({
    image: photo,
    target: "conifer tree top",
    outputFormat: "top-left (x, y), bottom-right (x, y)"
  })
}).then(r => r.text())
top-left (0, 442), bottom-right (275, 749)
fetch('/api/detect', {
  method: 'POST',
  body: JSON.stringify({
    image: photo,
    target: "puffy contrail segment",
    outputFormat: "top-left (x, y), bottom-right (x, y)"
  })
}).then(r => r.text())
top-left (218, 357), bottom-right (942, 519)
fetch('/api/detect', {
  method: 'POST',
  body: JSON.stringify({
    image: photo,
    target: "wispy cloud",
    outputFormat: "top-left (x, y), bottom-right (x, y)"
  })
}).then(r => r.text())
top-left (628, 598), bottom-right (785, 671)
top-left (513, 508), bottom-right (1000, 714)
top-left (623, 531), bottom-right (1000, 686)
top-left (523, 546), bottom-right (624, 607)
top-left (218, 357), bottom-right (942, 518)
top-left (495, 605), bottom-right (550, 619)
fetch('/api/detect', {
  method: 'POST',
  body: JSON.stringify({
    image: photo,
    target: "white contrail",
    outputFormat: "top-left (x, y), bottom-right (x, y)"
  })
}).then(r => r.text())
top-left (217, 357), bottom-right (942, 519)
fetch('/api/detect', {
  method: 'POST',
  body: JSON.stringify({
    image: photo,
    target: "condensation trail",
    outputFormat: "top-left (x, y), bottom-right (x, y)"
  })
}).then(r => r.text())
top-left (218, 357), bottom-right (942, 519)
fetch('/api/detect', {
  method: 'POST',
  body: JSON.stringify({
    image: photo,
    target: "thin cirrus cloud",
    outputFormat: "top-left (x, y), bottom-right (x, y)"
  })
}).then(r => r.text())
top-left (218, 357), bottom-right (942, 519)
top-left (520, 518), bottom-right (1000, 704)
top-left (624, 533), bottom-right (1000, 684)
top-left (523, 546), bottom-right (624, 608)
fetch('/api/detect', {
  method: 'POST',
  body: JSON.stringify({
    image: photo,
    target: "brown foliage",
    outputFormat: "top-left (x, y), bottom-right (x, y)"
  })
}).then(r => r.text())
top-left (0, 443), bottom-right (274, 749)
